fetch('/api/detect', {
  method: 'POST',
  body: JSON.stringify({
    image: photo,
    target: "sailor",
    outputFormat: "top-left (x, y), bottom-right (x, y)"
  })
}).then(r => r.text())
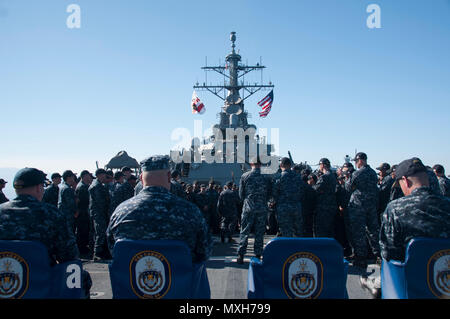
top-left (272, 157), bottom-right (305, 237)
top-left (89, 168), bottom-right (111, 261)
top-left (206, 181), bottom-right (220, 234)
top-left (134, 179), bottom-right (143, 196)
top-left (236, 157), bottom-right (272, 264)
top-left (0, 179), bottom-right (9, 204)
top-left (169, 170), bottom-right (185, 199)
top-left (194, 184), bottom-right (211, 229)
top-left (121, 166), bottom-right (133, 180)
top-left (0, 168), bottom-right (91, 297)
top-left (75, 170), bottom-right (93, 256)
top-left (58, 170), bottom-right (78, 233)
top-left (104, 170), bottom-right (115, 198)
top-left (42, 173), bottom-right (61, 207)
top-left (345, 152), bottom-right (381, 270)
top-left (426, 166), bottom-right (441, 196)
top-left (110, 174), bottom-right (137, 214)
top-left (376, 162), bottom-right (394, 223)
top-left (361, 158), bottom-right (450, 298)
top-left (217, 181), bottom-right (239, 243)
top-left (433, 164), bottom-right (450, 197)
top-left (113, 171), bottom-right (125, 191)
top-left (388, 165), bottom-right (404, 202)
top-left (293, 167), bottom-right (316, 237)
top-left (312, 158), bottom-right (337, 238)
top-left (107, 155), bottom-right (212, 263)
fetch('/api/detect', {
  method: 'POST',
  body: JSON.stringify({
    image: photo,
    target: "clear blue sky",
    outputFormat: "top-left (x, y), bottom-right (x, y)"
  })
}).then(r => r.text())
top-left (1, 0), bottom-right (449, 197)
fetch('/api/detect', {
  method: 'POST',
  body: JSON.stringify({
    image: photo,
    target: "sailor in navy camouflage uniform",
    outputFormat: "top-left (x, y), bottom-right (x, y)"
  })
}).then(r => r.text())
top-left (236, 158), bottom-right (272, 264)
top-left (361, 158), bottom-right (450, 298)
top-left (0, 168), bottom-right (91, 297)
top-left (110, 175), bottom-right (137, 214)
top-left (89, 168), bottom-right (111, 260)
top-left (432, 164), bottom-right (450, 197)
top-left (42, 173), bottom-right (61, 207)
top-left (107, 155), bottom-right (212, 263)
top-left (312, 158), bottom-right (337, 237)
top-left (345, 152), bottom-right (381, 269)
top-left (272, 157), bottom-right (305, 237)
top-left (0, 179), bottom-right (9, 204)
top-left (376, 163), bottom-right (394, 223)
top-left (380, 158), bottom-right (450, 261)
top-left (58, 170), bottom-right (78, 233)
top-left (75, 170), bottom-right (93, 255)
top-left (169, 170), bottom-right (185, 199)
top-left (217, 181), bottom-right (240, 243)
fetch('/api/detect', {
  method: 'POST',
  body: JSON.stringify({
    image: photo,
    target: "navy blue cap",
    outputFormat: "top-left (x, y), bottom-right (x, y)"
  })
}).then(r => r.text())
top-left (140, 155), bottom-right (170, 172)
top-left (13, 168), bottom-right (47, 189)
top-left (376, 163), bottom-right (390, 171)
top-left (95, 169), bottom-right (107, 177)
top-left (51, 173), bottom-right (62, 180)
top-left (62, 170), bottom-right (76, 180)
top-left (352, 152), bottom-right (367, 161)
top-left (0, 179), bottom-right (7, 184)
top-left (395, 157), bottom-right (426, 180)
top-left (319, 158), bottom-right (330, 166)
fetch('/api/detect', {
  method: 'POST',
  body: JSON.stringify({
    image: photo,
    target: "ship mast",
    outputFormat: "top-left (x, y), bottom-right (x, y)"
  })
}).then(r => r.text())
top-left (193, 32), bottom-right (274, 130)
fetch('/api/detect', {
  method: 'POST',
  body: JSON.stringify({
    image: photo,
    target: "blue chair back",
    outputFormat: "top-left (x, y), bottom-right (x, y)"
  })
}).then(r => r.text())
top-left (0, 240), bottom-right (83, 299)
top-left (109, 239), bottom-right (210, 299)
top-left (381, 237), bottom-right (450, 299)
top-left (248, 238), bottom-right (348, 299)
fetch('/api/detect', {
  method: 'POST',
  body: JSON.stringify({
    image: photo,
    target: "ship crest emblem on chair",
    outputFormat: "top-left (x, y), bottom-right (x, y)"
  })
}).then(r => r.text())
top-left (283, 252), bottom-right (323, 299)
top-left (428, 250), bottom-right (450, 299)
top-left (130, 250), bottom-right (171, 299)
top-left (0, 252), bottom-right (29, 299)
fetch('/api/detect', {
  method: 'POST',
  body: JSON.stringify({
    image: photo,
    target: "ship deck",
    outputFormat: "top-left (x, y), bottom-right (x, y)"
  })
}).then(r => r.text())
top-left (84, 235), bottom-right (379, 299)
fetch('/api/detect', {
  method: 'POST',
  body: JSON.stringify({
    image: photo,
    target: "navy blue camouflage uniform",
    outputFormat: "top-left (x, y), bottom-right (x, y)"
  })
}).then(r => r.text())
top-left (378, 174), bottom-right (394, 222)
top-left (88, 179), bottom-right (111, 257)
top-left (170, 179), bottom-right (185, 199)
top-left (42, 184), bottom-right (59, 207)
top-left (237, 167), bottom-right (271, 257)
top-left (107, 186), bottom-right (212, 263)
top-left (345, 165), bottom-right (381, 265)
top-left (110, 181), bottom-right (135, 214)
top-left (437, 176), bottom-right (450, 198)
top-left (272, 170), bottom-right (305, 237)
top-left (380, 186), bottom-right (450, 261)
top-left (217, 188), bottom-right (239, 240)
top-left (58, 181), bottom-right (77, 233)
top-left (312, 171), bottom-right (337, 237)
top-left (75, 181), bottom-right (92, 253)
top-left (0, 194), bottom-right (92, 296)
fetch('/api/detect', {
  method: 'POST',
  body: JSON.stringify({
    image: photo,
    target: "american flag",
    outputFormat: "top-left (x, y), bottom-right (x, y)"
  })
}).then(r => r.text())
top-left (191, 90), bottom-right (205, 114)
top-left (258, 90), bottom-right (274, 118)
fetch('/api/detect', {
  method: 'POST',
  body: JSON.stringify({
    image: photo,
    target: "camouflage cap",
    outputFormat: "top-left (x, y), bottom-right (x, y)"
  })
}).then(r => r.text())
top-left (395, 157), bottom-right (426, 180)
top-left (13, 168), bottom-right (47, 189)
top-left (140, 155), bottom-right (170, 172)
